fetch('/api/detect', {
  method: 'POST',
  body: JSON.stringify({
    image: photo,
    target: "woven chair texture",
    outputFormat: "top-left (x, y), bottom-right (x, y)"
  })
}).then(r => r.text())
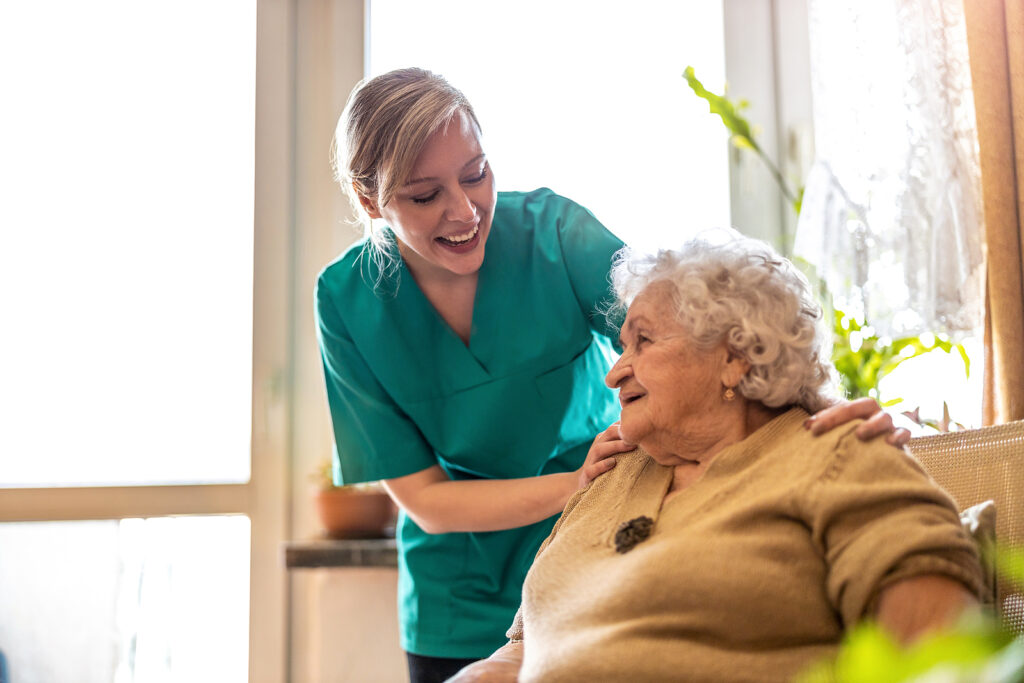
top-left (909, 420), bottom-right (1024, 633)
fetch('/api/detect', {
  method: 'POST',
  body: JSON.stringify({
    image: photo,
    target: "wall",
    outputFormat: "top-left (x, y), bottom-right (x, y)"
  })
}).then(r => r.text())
top-left (288, 1), bottom-right (405, 681)
top-left (723, 0), bottom-right (814, 253)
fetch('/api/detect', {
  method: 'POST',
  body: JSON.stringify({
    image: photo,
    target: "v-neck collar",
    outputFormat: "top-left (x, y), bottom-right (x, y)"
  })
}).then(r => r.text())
top-left (391, 230), bottom-right (497, 383)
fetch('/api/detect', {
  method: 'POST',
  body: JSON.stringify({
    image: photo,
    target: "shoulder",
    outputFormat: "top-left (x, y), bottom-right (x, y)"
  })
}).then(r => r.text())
top-left (787, 414), bottom-right (936, 494)
top-left (317, 237), bottom-right (370, 285)
top-left (744, 408), bottom-right (875, 483)
top-left (571, 448), bottom-right (652, 507)
top-left (495, 188), bottom-right (598, 227)
top-left (315, 237), bottom-right (385, 305)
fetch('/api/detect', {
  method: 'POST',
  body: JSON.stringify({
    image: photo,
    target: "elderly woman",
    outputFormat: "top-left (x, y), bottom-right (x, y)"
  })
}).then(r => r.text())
top-left (451, 232), bottom-right (984, 683)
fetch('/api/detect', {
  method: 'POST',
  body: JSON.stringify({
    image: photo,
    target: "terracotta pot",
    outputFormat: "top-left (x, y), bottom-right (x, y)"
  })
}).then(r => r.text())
top-left (315, 486), bottom-right (397, 539)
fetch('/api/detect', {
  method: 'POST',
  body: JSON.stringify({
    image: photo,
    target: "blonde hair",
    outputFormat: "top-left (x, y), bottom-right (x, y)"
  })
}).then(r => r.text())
top-left (333, 68), bottom-right (481, 252)
top-left (609, 230), bottom-right (838, 413)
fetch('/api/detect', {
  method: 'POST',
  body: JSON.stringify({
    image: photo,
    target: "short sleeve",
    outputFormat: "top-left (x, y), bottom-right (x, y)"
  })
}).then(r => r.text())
top-left (315, 275), bottom-right (437, 484)
top-left (553, 198), bottom-right (625, 342)
top-left (806, 432), bottom-right (985, 626)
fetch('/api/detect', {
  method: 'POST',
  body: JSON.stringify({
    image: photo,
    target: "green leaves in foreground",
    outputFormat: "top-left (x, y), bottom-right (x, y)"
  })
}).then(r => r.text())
top-left (796, 619), bottom-right (1022, 683)
top-left (797, 549), bottom-right (1024, 682)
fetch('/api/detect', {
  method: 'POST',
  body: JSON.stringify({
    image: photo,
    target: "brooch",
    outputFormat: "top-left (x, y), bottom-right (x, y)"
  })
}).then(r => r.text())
top-left (614, 516), bottom-right (654, 553)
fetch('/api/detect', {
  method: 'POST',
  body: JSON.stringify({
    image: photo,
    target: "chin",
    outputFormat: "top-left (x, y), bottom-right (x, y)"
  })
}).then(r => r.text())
top-left (617, 421), bottom-right (645, 447)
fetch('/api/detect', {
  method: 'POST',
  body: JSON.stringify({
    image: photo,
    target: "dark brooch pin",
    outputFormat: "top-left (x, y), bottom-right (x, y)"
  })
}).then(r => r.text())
top-left (614, 516), bottom-right (654, 554)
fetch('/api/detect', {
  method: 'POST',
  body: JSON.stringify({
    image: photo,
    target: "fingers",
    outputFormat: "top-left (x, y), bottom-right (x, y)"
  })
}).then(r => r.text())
top-left (584, 437), bottom-right (635, 465)
top-left (805, 397), bottom-right (882, 436)
top-left (583, 455), bottom-right (618, 480)
top-left (808, 402), bottom-right (910, 446)
top-left (854, 410), bottom-right (894, 440)
top-left (886, 427), bottom-right (912, 448)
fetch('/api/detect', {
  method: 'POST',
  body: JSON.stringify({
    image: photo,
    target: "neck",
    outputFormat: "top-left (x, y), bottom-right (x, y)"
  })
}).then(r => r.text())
top-left (656, 400), bottom-right (786, 499)
top-left (399, 243), bottom-right (478, 345)
top-left (647, 400), bottom-right (786, 468)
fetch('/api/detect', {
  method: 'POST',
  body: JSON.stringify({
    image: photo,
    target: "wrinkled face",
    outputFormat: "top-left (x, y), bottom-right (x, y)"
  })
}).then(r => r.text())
top-left (362, 109), bottom-right (497, 281)
top-left (605, 282), bottom-right (732, 451)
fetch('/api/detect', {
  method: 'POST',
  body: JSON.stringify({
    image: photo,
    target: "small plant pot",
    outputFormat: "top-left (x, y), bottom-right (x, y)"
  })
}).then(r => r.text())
top-left (315, 486), bottom-right (397, 539)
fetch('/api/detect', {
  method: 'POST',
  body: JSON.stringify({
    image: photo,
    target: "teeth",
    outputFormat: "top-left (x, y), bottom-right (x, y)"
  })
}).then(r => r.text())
top-left (439, 225), bottom-right (478, 244)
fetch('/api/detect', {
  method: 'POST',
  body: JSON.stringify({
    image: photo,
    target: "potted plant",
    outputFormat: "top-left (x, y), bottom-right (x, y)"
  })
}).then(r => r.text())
top-left (312, 459), bottom-right (398, 540)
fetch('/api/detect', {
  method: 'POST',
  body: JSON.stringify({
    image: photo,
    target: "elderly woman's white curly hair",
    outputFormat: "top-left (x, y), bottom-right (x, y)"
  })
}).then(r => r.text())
top-left (609, 230), bottom-right (837, 413)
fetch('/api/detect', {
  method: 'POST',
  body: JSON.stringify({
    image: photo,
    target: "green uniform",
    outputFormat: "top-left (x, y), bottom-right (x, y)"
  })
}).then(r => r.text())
top-left (315, 188), bottom-right (623, 657)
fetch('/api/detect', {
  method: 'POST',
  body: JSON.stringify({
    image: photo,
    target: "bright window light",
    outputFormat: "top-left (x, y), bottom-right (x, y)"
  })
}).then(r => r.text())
top-left (0, 1), bottom-right (256, 486)
top-left (0, 516), bottom-right (250, 683)
top-left (368, 0), bottom-right (730, 251)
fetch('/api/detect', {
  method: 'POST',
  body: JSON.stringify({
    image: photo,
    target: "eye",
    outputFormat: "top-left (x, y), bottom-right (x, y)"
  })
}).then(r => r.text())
top-left (462, 165), bottom-right (488, 185)
top-left (636, 334), bottom-right (651, 346)
top-left (411, 190), bottom-right (439, 205)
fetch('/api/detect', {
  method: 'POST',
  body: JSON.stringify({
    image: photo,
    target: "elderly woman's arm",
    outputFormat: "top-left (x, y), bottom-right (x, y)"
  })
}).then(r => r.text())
top-left (447, 641), bottom-right (524, 682)
top-left (874, 574), bottom-right (978, 644)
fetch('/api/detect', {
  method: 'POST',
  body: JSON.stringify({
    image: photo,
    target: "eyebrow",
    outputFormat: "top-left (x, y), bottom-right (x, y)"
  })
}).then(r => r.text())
top-left (402, 154), bottom-right (486, 187)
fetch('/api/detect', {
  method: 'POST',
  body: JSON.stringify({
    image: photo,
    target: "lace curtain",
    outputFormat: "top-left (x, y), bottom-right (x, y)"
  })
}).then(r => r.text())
top-left (795, 0), bottom-right (985, 338)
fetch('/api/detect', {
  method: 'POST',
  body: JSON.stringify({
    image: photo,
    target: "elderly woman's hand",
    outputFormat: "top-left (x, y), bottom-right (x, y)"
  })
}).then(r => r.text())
top-left (447, 642), bottom-right (524, 682)
top-left (575, 422), bottom-right (634, 491)
top-left (805, 397), bottom-right (912, 447)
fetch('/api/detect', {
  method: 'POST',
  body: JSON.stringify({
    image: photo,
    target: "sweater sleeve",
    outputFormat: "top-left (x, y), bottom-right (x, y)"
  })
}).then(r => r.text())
top-left (805, 431), bottom-right (985, 627)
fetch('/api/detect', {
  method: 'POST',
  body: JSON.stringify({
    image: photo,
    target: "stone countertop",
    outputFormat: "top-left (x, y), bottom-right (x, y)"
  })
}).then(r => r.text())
top-left (284, 537), bottom-right (398, 569)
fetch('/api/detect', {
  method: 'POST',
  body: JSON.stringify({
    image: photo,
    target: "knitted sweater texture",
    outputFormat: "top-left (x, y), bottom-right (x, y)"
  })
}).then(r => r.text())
top-left (509, 408), bottom-right (984, 683)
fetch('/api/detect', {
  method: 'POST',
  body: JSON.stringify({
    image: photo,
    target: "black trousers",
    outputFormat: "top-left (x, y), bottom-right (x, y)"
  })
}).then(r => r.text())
top-left (405, 652), bottom-right (480, 683)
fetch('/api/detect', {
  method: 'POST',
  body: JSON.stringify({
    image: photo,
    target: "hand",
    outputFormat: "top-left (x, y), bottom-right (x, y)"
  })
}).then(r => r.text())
top-left (448, 642), bottom-right (524, 682)
top-left (576, 422), bottom-right (635, 490)
top-left (805, 397), bottom-right (912, 447)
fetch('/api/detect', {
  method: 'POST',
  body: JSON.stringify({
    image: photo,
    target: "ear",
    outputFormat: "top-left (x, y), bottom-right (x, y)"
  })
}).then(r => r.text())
top-left (720, 348), bottom-right (751, 389)
top-left (354, 183), bottom-right (383, 219)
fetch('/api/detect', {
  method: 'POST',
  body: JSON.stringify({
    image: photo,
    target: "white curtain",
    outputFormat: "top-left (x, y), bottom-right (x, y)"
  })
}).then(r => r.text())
top-left (796, 0), bottom-right (984, 338)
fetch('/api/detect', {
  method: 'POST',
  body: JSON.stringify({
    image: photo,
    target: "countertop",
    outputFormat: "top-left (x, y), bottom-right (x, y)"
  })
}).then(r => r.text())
top-left (284, 537), bottom-right (398, 569)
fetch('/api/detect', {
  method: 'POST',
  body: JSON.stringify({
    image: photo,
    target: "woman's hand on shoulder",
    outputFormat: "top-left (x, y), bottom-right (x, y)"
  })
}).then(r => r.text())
top-left (575, 422), bottom-right (634, 490)
top-left (805, 397), bottom-right (912, 447)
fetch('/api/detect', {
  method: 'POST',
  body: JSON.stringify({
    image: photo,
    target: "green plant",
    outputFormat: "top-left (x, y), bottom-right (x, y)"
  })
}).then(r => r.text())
top-left (683, 66), bottom-right (803, 214)
top-left (684, 66), bottom-right (972, 428)
top-left (831, 308), bottom-right (970, 409)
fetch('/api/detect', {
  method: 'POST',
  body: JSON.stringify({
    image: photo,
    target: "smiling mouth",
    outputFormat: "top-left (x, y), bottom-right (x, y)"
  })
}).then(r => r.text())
top-left (436, 224), bottom-right (479, 247)
top-left (620, 392), bottom-right (645, 406)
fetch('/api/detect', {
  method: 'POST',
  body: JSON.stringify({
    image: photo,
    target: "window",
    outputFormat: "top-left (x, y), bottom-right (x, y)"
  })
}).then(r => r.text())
top-left (367, 0), bottom-right (731, 249)
top-left (0, 2), bottom-right (289, 680)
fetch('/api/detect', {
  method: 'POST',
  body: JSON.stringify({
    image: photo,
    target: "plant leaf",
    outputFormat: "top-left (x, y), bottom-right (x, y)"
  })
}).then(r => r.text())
top-left (683, 66), bottom-right (760, 152)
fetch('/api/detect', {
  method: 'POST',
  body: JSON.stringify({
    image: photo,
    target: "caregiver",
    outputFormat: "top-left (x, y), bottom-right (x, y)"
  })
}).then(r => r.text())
top-left (314, 67), bottom-right (906, 683)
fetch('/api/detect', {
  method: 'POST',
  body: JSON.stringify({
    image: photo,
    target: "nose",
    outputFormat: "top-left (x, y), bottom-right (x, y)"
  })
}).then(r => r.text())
top-left (605, 351), bottom-right (631, 389)
top-left (446, 188), bottom-right (477, 223)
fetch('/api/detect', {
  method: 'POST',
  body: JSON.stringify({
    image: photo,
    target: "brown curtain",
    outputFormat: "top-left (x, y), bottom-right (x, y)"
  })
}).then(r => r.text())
top-left (964, 0), bottom-right (1024, 424)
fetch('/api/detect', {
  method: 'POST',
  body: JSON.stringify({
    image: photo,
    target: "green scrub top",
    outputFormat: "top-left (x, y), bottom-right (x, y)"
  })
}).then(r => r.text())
top-left (315, 188), bottom-right (624, 657)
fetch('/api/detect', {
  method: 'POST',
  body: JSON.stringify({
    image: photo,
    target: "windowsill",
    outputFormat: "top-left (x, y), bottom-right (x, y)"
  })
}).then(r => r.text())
top-left (283, 537), bottom-right (398, 569)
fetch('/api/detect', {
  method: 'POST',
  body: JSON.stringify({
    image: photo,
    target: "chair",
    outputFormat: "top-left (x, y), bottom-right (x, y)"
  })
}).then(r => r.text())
top-left (908, 420), bottom-right (1024, 632)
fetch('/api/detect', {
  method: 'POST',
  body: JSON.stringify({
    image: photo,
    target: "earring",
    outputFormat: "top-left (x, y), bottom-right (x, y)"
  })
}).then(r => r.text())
top-left (723, 386), bottom-right (736, 401)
